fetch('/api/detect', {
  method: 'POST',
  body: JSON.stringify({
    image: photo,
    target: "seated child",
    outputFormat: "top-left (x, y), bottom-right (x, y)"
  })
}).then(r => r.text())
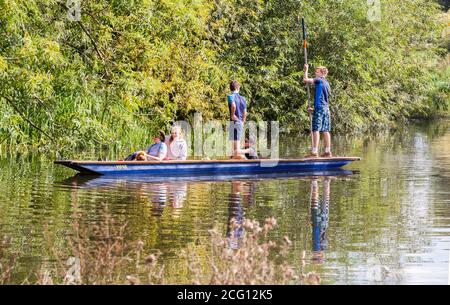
top-left (124, 130), bottom-right (167, 161)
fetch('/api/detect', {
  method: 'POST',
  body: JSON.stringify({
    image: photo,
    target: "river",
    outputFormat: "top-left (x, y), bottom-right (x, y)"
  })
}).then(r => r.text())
top-left (0, 120), bottom-right (448, 284)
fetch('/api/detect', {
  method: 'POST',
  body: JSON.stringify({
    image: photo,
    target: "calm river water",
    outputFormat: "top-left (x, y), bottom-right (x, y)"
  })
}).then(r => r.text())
top-left (0, 120), bottom-right (448, 284)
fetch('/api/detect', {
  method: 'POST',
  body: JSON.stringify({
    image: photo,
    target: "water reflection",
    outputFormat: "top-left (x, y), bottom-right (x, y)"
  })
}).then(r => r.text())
top-left (226, 180), bottom-right (257, 249)
top-left (224, 175), bottom-right (336, 264)
top-left (222, 174), bottom-right (345, 251)
top-left (59, 171), bottom-right (351, 251)
top-left (310, 177), bottom-right (330, 263)
top-left (146, 182), bottom-right (188, 216)
top-left (60, 170), bottom-right (356, 186)
top-left (1, 121), bottom-right (448, 284)
top-left (62, 175), bottom-right (189, 217)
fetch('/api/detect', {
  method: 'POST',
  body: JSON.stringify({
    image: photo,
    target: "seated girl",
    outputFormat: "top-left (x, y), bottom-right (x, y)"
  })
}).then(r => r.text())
top-left (165, 126), bottom-right (187, 160)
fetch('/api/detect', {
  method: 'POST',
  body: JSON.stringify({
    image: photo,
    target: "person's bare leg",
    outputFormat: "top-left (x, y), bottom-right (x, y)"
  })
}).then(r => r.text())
top-left (323, 132), bottom-right (331, 151)
top-left (232, 141), bottom-right (248, 159)
top-left (311, 131), bottom-right (320, 155)
top-left (322, 132), bottom-right (332, 156)
top-left (232, 141), bottom-right (239, 158)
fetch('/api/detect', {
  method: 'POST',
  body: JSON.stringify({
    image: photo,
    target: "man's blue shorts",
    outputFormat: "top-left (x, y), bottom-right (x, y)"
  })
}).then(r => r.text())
top-left (312, 108), bottom-right (331, 132)
top-left (229, 121), bottom-right (244, 141)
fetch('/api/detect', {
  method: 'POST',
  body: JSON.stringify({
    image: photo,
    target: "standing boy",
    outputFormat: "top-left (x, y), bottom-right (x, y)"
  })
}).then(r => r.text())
top-left (227, 80), bottom-right (251, 159)
top-left (303, 64), bottom-right (332, 157)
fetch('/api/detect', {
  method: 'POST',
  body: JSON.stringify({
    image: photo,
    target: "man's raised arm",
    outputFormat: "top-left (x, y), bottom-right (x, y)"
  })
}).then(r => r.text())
top-left (303, 64), bottom-right (314, 84)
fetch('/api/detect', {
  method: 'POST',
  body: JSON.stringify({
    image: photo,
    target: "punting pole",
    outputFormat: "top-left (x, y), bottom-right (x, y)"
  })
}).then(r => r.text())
top-left (302, 17), bottom-right (313, 150)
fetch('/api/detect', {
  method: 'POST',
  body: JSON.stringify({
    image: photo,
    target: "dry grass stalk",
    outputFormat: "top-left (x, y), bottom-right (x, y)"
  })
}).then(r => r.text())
top-left (184, 217), bottom-right (321, 285)
top-left (4, 211), bottom-right (320, 285)
top-left (0, 236), bottom-right (17, 284)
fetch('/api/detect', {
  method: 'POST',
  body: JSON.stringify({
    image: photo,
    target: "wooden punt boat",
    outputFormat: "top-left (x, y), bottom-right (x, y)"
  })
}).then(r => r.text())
top-left (54, 157), bottom-right (360, 176)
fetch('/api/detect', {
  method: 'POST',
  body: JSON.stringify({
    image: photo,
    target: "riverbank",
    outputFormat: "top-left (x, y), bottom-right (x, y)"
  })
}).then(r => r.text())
top-left (0, 1), bottom-right (448, 154)
top-left (0, 118), bottom-right (447, 160)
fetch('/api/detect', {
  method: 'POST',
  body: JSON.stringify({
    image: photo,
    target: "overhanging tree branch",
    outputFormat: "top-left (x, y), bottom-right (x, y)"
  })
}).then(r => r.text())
top-left (58, 2), bottom-right (105, 61)
top-left (2, 96), bottom-right (54, 142)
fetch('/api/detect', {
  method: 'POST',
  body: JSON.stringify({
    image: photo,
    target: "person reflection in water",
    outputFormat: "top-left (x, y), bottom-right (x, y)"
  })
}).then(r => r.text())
top-left (310, 177), bottom-right (330, 263)
top-left (226, 180), bottom-right (256, 249)
top-left (149, 183), bottom-right (168, 216)
top-left (168, 182), bottom-right (188, 209)
top-left (148, 182), bottom-right (188, 216)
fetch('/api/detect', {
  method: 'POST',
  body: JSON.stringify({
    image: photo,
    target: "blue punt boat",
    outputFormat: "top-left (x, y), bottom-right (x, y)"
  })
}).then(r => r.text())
top-left (54, 157), bottom-right (360, 175)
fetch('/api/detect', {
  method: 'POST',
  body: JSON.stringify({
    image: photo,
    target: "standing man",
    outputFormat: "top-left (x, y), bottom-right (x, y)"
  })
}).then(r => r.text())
top-left (303, 64), bottom-right (332, 157)
top-left (228, 80), bottom-right (251, 159)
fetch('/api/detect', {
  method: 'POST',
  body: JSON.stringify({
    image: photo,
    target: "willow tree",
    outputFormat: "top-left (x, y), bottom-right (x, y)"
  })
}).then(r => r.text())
top-left (0, 0), bottom-right (448, 155)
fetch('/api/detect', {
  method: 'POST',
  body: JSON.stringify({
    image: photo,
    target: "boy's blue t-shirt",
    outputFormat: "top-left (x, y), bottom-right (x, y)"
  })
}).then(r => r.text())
top-left (146, 141), bottom-right (167, 157)
top-left (314, 77), bottom-right (330, 110)
top-left (227, 93), bottom-right (247, 122)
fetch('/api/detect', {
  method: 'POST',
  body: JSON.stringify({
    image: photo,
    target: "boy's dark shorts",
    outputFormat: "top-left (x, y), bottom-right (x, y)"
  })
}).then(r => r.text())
top-left (229, 121), bottom-right (244, 141)
top-left (312, 108), bottom-right (331, 132)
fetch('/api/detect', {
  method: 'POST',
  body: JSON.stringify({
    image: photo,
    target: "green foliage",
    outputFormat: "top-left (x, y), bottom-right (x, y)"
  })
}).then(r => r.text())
top-left (216, 0), bottom-right (449, 131)
top-left (0, 0), bottom-right (448, 155)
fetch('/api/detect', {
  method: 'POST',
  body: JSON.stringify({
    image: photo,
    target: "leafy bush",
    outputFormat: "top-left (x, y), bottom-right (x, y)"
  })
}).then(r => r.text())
top-left (0, 0), bottom-right (448, 155)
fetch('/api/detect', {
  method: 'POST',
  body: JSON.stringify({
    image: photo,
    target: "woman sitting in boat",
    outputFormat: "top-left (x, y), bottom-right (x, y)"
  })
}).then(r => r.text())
top-left (124, 130), bottom-right (168, 161)
top-left (165, 126), bottom-right (188, 160)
